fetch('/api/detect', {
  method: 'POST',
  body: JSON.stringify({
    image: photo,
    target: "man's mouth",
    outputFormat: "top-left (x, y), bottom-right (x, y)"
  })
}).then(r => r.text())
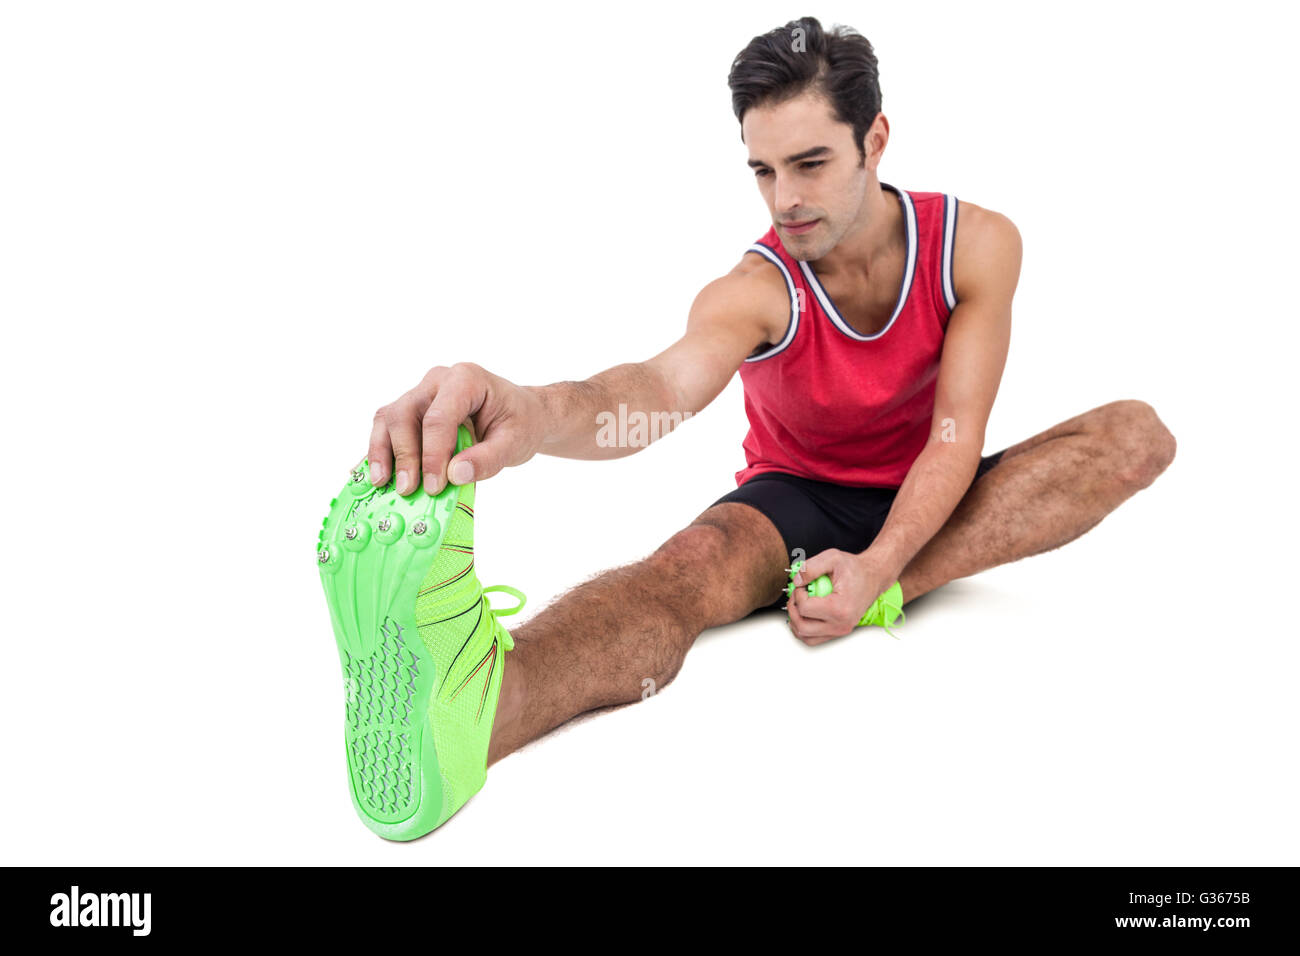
top-left (780, 219), bottom-right (819, 235)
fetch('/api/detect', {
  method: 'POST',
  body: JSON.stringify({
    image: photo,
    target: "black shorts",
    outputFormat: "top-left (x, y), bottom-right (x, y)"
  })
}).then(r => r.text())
top-left (711, 449), bottom-right (1007, 611)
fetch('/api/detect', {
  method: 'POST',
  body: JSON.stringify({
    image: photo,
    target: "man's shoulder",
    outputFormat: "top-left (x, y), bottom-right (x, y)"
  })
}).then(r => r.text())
top-left (953, 197), bottom-right (1019, 243)
top-left (687, 247), bottom-right (794, 348)
top-left (951, 198), bottom-right (1022, 302)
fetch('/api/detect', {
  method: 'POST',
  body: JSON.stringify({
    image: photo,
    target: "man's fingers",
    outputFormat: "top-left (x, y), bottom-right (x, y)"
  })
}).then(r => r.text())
top-left (789, 600), bottom-right (842, 644)
top-left (787, 593), bottom-right (804, 629)
top-left (422, 366), bottom-right (482, 494)
top-left (386, 401), bottom-right (424, 495)
top-left (801, 630), bottom-right (838, 646)
top-left (791, 585), bottom-right (830, 621)
top-left (787, 598), bottom-right (834, 644)
top-left (367, 409), bottom-right (395, 486)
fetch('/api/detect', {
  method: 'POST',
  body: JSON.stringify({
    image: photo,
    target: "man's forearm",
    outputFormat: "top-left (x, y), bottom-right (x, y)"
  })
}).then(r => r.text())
top-left (864, 440), bottom-right (982, 580)
top-left (524, 362), bottom-right (683, 460)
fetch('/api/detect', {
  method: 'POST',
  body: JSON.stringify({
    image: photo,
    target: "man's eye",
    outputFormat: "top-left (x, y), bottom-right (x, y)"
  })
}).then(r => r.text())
top-left (801, 161), bottom-right (824, 170)
top-left (754, 168), bottom-right (771, 178)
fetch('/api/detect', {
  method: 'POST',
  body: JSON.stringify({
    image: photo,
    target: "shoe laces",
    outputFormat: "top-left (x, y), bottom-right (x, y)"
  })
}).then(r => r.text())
top-left (863, 593), bottom-right (905, 640)
top-left (480, 584), bottom-right (526, 651)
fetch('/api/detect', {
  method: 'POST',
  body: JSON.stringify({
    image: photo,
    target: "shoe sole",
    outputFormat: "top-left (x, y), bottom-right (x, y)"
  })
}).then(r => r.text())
top-left (317, 425), bottom-right (474, 840)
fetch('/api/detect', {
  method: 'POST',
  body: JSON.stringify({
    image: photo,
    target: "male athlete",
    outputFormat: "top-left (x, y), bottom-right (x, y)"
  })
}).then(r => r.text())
top-left (316, 17), bottom-right (1176, 839)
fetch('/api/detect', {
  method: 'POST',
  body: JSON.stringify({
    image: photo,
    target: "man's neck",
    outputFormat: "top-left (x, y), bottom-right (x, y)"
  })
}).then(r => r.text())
top-left (812, 181), bottom-right (902, 281)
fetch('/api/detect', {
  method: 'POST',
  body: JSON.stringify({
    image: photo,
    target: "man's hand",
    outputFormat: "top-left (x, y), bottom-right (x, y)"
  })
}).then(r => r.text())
top-left (368, 362), bottom-right (546, 495)
top-left (787, 549), bottom-right (895, 646)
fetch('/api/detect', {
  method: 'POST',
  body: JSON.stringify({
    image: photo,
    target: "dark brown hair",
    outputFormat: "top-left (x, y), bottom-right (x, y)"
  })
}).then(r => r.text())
top-left (728, 16), bottom-right (882, 163)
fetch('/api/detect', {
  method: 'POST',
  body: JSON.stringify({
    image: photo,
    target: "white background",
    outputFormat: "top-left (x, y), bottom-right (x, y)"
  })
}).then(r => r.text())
top-left (2, 1), bottom-right (1295, 865)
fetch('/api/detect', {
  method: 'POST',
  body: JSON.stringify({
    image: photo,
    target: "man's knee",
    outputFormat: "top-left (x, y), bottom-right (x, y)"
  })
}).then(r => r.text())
top-left (647, 509), bottom-right (783, 629)
top-left (1094, 399), bottom-right (1177, 490)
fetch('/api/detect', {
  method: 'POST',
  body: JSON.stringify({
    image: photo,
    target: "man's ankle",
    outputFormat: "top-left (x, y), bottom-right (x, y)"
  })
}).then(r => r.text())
top-left (487, 649), bottom-right (527, 765)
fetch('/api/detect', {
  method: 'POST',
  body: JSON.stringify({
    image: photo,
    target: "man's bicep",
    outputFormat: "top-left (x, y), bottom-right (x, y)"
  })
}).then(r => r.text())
top-left (644, 274), bottom-right (778, 415)
top-left (933, 210), bottom-right (1022, 446)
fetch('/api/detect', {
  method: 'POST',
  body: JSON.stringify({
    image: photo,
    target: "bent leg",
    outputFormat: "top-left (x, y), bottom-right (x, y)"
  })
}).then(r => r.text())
top-left (487, 500), bottom-right (788, 763)
top-left (899, 399), bottom-right (1177, 601)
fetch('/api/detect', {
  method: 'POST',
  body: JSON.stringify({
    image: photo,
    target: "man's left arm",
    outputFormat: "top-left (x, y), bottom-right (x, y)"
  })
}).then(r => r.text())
top-left (866, 205), bottom-right (1021, 582)
top-left (788, 204), bottom-right (1021, 643)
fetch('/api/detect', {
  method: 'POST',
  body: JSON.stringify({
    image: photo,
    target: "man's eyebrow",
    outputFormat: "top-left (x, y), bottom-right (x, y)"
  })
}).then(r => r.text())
top-left (747, 146), bottom-right (832, 168)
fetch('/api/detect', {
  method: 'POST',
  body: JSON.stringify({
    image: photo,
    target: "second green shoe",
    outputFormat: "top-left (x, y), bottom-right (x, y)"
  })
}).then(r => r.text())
top-left (317, 423), bottom-right (525, 840)
top-left (786, 560), bottom-right (905, 637)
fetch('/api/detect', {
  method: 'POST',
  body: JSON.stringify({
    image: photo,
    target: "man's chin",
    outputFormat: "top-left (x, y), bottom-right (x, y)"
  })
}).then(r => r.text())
top-left (786, 238), bottom-right (833, 262)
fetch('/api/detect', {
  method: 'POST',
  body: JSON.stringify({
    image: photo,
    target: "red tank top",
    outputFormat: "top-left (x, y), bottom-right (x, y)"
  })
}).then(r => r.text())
top-left (734, 182), bottom-right (960, 489)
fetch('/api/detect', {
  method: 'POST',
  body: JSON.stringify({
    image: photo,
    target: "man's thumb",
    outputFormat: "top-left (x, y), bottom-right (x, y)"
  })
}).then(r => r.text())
top-left (448, 444), bottom-right (502, 484)
top-left (447, 456), bottom-right (475, 485)
top-left (797, 552), bottom-right (831, 585)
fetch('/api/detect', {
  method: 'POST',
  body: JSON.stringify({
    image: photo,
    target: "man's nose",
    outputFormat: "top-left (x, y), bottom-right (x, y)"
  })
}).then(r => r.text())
top-left (774, 177), bottom-right (803, 218)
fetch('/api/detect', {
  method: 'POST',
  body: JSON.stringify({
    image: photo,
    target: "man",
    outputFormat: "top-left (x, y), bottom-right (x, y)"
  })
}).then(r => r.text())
top-left (316, 17), bottom-right (1175, 840)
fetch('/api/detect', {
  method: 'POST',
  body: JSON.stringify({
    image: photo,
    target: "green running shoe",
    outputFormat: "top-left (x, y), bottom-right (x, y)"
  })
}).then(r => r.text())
top-left (317, 423), bottom-right (525, 840)
top-left (786, 560), bottom-right (905, 637)
top-left (859, 581), bottom-right (905, 635)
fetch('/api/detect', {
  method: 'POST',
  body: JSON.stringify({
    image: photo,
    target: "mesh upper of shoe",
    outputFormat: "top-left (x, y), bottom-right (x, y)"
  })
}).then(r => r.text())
top-left (412, 480), bottom-right (513, 823)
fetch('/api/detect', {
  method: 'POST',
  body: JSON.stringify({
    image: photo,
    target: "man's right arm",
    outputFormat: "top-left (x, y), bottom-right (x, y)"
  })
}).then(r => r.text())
top-left (367, 254), bottom-right (786, 494)
top-left (529, 259), bottom-right (786, 459)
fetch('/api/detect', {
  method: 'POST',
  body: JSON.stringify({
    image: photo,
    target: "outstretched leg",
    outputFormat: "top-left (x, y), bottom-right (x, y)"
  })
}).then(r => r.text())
top-left (899, 399), bottom-right (1176, 601)
top-left (488, 501), bottom-right (789, 763)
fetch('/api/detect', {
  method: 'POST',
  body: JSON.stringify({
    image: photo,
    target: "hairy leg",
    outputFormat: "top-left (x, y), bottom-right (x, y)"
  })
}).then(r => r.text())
top-left (899, 399), bottom-right (1177, 601)
top-left (487, 501), bottom-right (789, 763)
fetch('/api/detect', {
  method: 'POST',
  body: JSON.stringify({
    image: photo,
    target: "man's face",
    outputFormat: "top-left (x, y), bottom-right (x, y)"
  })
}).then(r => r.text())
top-left (742, 89), bottom-right (878, 261)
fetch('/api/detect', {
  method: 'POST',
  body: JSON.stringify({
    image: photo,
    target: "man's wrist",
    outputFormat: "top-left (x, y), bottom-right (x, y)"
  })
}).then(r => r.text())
top-left (525, 379), bottom-right (608, 452)
top-left (523, 383), bottom-right (563, 449)
top-left (856, 539), bottom-right (906, 584)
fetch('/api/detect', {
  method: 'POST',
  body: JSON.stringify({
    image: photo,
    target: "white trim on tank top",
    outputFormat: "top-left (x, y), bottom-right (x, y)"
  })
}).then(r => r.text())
top-left (941, 192), bottom-right (959, 312)
top-left (742, 243), bottom-right (800, 362)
